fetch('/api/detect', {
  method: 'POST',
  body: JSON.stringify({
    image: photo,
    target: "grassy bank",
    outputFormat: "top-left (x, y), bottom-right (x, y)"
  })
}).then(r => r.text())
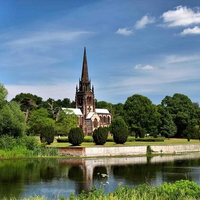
top-left (4, 180), bottom-right (200, 200)
top-left (50, 137), bottom-right (200, 148)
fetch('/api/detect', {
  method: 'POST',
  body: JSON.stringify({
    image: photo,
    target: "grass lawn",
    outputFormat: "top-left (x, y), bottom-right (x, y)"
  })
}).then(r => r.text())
top-left (50, 137), bottom-right (200, 148)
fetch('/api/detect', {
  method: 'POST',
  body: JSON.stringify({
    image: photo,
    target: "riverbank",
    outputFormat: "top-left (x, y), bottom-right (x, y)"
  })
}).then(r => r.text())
top-left (59, 144), bottom-right (200, 157)
top-left (4, 180), bottom-right (200, 200)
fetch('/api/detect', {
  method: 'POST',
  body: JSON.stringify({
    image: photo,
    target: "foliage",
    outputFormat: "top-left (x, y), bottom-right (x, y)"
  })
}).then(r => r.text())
top-left (112, 103), bottom-right (125, 119)
top-left (5, 180), bottom-right (200, 200)
top-left (32, 146), bottom-right (59, 157)
top-left (93, 127), bottom-right (108, 145)
top-left (146, 145), bottom-right (153, 154)
top-left (124, 94), bottom-right (160, 137)
top-left (157, 105), bottom-right (177, 138)
top-left (95, 100), bottom-right (112, 111)
top-left (68, 127), bottom-right (84, 146)
top-left (0, 101), bottom-right (26, 137)
top-left (27, 108), bottom-right (55, 136)
top-left (0, 135), bottom-right (38, 151)
top-left (110, 116), bottom-right (128, 144)
top-left (135, 137), bottom-right (165, 142)
top-left (55, 109), bottom-right (78, 136)
top-left (161, 93), bottom-right (197, 138)
top-left (40, 125), bottom-right (55, 145)
top-left (0, 83), bottom-right (8, 109)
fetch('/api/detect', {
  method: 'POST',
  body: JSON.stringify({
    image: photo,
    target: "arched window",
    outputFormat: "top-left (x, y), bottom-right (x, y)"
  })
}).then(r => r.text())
top-left (103, 116), bottom-right (106, 123)
top-left (108, 116), bottom-right (110, 124)
top-left (94, 118), bottom-right (98, 128)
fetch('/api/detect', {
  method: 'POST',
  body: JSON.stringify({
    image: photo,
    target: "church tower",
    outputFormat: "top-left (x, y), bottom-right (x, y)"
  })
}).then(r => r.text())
top-left (75, 47), bottom-right (95, 132)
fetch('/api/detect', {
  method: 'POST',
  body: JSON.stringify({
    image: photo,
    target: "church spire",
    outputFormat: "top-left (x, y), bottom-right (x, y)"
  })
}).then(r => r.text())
top-left (81, 47), bottom-right (89, 82)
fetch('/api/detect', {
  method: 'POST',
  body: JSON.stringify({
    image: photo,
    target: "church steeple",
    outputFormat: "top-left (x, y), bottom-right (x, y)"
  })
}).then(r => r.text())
top-left (81, 47), bottom-right (89, 82)
top-left (79, 47), bottom-right (91, 92)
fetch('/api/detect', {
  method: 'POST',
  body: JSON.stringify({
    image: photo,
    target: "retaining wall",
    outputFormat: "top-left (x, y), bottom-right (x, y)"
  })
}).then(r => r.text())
top-left (59, 144), bottom-right (200, 157)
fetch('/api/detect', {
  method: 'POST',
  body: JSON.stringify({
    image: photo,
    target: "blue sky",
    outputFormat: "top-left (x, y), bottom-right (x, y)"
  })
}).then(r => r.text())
top-left (1, 0), bottom-right (200, 105)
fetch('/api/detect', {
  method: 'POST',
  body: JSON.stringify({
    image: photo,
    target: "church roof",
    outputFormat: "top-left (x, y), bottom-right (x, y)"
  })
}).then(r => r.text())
top-left (62, 108), bottom-right (83, 116)
top-left (86, 112), bottom-right (95, 119)
top-left (95, 108), bottom-right (110, 114)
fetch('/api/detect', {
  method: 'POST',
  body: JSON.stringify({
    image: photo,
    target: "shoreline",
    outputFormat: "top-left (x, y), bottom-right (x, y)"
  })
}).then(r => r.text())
top-left (59, 144), bottom-right (200, 157)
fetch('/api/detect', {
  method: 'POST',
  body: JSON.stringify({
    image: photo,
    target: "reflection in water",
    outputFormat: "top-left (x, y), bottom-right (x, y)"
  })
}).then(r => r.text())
top-left (0, 154), bottom-right (200, 199)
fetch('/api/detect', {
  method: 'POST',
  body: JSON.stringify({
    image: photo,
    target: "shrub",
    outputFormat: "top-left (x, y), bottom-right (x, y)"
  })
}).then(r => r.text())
top-left (110, 116), bottom-right (129, 144)
top-left (40, 126), bottom-right (55, 145)
top-left (68, 127), bottom-right (84, 146)
top-left (135, 137), bottom-right (165, 142)
top-left (113, 126), bottom-right (129, 144)
top-left (93, 127), bottom-right (108, 145)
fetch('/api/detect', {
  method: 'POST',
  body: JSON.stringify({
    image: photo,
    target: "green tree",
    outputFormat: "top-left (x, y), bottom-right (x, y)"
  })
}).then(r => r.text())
top-left (110, 116), bottom-right (128, 144)
top-left (112, 103), bottom-right (124, 119)
top-left (157, 105), bottom-right (176, 138)
top-left (96, 100), bottom-right (112, 111)
top-left (93, 127), bottom-right (108, 145)
top-left (55, 109), bottom-right (78, 136)
top-left (161, 93), bottom-right (197, 137)
top-left (12, 93), bottom-right (42, 122)
top-left (68, 127), bottom-right (84, 146)
top-left (0, 101), bottom-right (26, 137)
top-left (28, 108), bottom-right (55, 135)
top-left (124, 94), bottom-right (160, 137)
top-left (0, 83), bottom-right (8, 109)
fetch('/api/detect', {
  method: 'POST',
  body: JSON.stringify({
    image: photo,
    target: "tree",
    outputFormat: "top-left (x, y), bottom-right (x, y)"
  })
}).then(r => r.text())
top-left (0, 101), bottom-right (26, 137)
top-left (112, 103), bottom-right (124, 119)
top-left (0, 83), bottom-right (8, 109)
top-left (161, 93), bottom-right (197, 137)
top-left (27, 108), bottom-right (55, 136)
top-left (93, 127), bottom-right (108, 145)
top-left (68, 127), bottom-right (84, 146)
top-left (157, 105), bottom-right (176, 138)
top-left (96, 100), bottom-right (112, 112)
top-left (124, 94), bottom-right (160, 137)
top-left (110, 116), bottom-right (128, 144)
top-left (12, 93), bottom-right (42, 122)
top-left (55, 109), bottom-right (78, 136)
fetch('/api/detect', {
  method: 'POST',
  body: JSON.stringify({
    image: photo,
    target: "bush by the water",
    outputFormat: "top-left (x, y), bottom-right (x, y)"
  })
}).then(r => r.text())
top-left (68, 127), bottom-right (84, 146)
top-left (93, 127), bottom-right (108, 145)
top-left (110, 116), bottom-right (129, 144)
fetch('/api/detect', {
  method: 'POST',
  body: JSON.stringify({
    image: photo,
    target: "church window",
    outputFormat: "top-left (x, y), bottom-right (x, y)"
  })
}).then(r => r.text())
top-left (103, 116), bottom-right (106, 123)
top-left (108, 116), bottom-right (110, 124)
top-left (94, 118), bottom-right (98, 128)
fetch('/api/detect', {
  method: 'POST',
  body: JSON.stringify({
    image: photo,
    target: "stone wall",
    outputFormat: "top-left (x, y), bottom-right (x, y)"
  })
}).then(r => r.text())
top-left (59, 144), bottom-right (200, 157)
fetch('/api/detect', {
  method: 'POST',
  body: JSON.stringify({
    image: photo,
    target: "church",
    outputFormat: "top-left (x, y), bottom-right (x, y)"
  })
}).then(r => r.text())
top-left (65, 48), bottom-right (112, 135)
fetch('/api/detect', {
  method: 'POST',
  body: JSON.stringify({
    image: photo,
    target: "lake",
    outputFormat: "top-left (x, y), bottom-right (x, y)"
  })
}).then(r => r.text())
top-left (1, 153), bottom-right (200, 199)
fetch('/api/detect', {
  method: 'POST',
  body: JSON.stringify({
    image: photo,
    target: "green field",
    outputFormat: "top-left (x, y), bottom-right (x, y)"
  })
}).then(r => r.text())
top-left (49, 137), bottom-right (200, 148)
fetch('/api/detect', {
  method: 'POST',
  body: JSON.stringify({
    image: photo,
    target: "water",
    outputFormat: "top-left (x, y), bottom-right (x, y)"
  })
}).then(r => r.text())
top-left (1, 153), bottom-right (200, 199)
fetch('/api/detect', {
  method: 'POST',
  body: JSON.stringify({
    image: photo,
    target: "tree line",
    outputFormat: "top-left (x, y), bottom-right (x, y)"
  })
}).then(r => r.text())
top-left (0, 83), bottom-right (200, 143)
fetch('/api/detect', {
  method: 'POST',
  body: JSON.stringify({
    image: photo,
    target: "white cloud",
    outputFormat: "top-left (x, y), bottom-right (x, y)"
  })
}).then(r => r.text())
top-left (134, 64), bottom-right (157, 70)
top-left (116, 28), bottom-right (133, 36)
top-left (161, 6), bottom-right (200, 27)
top-left (165, 54), bottom-right (200, 63)
top-left (135, 15), bottom-right (155, 29)
top-left (180, 26), bottom-right (200, 35)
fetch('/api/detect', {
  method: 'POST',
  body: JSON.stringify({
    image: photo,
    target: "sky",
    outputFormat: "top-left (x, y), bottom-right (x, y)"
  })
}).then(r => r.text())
top-left (1, 0), bottom-right (200, 105)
